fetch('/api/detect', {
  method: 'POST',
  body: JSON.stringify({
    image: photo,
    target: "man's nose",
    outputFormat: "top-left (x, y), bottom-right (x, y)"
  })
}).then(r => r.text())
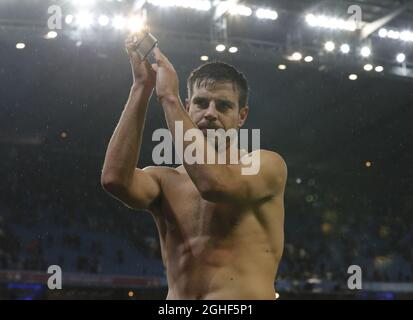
top-left (204, 101), bottom-right (218, 121)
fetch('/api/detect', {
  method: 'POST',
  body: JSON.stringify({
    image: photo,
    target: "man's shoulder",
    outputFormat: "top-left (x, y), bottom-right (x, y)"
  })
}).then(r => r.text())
top-left (246, 149), bottom-right (287, 171)
top-left (248, 150), bottom-right (288, 194)
top-left (143, 165), bottom-right (181, 172)
top-left (142, 165), bottom-right (181, 178)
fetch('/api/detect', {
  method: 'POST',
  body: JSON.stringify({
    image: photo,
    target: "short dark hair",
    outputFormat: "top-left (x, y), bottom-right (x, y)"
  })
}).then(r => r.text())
top-left (187, 61), bottom-right (249, 109)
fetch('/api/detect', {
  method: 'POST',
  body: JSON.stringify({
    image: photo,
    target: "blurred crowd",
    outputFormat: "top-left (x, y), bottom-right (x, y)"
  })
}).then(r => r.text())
top-left (279, 181), bottom-right (413, 283)
top-left (0, 167), bottom-right (163, 276)
top-left (1, 160), bottom-right (412, 284)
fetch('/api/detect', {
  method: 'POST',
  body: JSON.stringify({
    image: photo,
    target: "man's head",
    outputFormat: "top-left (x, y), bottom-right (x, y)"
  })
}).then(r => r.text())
top-left (185, 62), bottom-right (249, 133)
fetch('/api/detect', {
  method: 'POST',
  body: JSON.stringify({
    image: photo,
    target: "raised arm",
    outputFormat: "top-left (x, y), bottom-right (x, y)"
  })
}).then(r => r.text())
top-left (101, 35), bottom-right (161, 210)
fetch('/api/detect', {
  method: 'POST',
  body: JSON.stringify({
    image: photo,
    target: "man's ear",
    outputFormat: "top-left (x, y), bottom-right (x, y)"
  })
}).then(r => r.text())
top-left (184, 98), bottom-right (190, 112)
top-left (238, 106), bottom-right (249, 128)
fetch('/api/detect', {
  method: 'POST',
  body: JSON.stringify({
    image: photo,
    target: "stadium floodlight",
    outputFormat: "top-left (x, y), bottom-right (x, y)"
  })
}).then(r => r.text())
top-left (98, 15), bottom-right (110, 27)
top-left (76, 12), bottom-right (94, 29)
top-left (228, 4), bottom-right (252, 16)
top-left (44, 31), bottom-right (58, 39)
top-left (229, 46), bottom-right (238, 53)
top-left (291, 52), bottom-right (302, 61)
top-left (287, 52), bottom-right (302, 61)
top-left (256, 8), bottom-right (278, 20)
top-left (396, 53), bottom-right (406, 63)
top-left (305, 14), bottom-right (357, 31)
top-left (216, 44), bottom-right (226, 52)
top-left (128, 15), bottom-right (145, 32)
top-left (378, 28), bottom-right (387, 38)
top-left (72, 0), bottom-right (96, 8)
top-left (147, 0), bottom-right (172, 7)
top-left (305, 14), bottom-right (317, 27)
top-left (147, 0), bottom-right (212, 11)
top-left (360, 46), bottom-right (371, 57)
top-left (65, 15), bottom-right (74, 24)
top-left (363, 64), bottom-right (373, 71)
top-left (400, 30), bottom-right (413, 42)
top-left (379, 28), bottom-right (413, 42)
top-left (16, 43), bottom-right (26, 49)
top-left (112, 15), bottom-right (126, 30)
top-left (340, 43), bottom-right (350, 54)
top-left (387, 29), bottom-right (400, 40)
top-left (304, 56), bottom-right (313, 63)
top-left (324, 41), bottom-right (335, 52)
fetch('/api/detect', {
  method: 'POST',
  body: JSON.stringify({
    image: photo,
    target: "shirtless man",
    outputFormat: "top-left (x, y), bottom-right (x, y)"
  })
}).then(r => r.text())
top-left (101, 36), bottom-right (287, 300)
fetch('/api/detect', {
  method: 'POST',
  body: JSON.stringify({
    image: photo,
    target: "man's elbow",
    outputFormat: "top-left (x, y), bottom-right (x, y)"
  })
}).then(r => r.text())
top-left (101, 174), bottom-right (127, 195)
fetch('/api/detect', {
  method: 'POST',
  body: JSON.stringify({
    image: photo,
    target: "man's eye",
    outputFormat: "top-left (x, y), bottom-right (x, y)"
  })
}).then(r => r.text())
top-left (196, 100), bottom-right (208, 107)
top-left (218, 103), bottom-right (230, 110)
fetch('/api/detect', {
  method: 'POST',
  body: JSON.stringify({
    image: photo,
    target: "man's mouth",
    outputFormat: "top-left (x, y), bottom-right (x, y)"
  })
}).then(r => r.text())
top-left (200, 128), bottom-right (208, 135)
top-left (199, 125), bottom-right (221, 131)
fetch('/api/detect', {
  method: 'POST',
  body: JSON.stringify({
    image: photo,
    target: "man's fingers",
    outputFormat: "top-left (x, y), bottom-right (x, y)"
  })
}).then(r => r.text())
top-left (143, 59), bottom-right (150, 68)
top-left (151, 63), bottom-right (159, 73)
top-left (153, 47), bottom-right (170, 66)
top-left (153, 47), bottom-right (162, 65)
top-left (131, 53), bottom-right (143, 65)
top-left (126, 44), bottom-right (143, 64)
top-left (144, 60), bottom-right (155, 74)
top-left (125, 34), bottom-right (146, 64)
top-left (125, 36), bottom-right (136, 52)
top-left (125, 40), bottom-right (134, 55)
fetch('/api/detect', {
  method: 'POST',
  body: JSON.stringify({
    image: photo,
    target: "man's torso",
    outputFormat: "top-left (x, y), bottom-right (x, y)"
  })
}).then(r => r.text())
top-left (149, 165), bottom-right (285, 300)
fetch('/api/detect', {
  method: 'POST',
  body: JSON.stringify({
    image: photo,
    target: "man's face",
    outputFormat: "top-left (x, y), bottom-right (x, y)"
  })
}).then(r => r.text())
top-left (186, 81), bottom-right (248, 134)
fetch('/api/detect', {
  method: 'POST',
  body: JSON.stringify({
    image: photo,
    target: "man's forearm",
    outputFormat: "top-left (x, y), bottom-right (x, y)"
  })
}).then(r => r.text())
top-left (101, 85), bottom-right (153, 185)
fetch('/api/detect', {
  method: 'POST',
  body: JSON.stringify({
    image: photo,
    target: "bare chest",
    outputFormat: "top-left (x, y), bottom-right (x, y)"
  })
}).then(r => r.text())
top-left (159, 175), bottom-right (247, 241)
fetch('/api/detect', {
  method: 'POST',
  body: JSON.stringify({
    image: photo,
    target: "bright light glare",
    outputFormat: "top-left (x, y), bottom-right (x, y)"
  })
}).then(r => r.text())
top-left (112, 16), bottom-right (126, 30)
top-left (256, 8), bottom-right (278, 20)
top-left (216, 44), bottom-right (226, 52)
top-left (98, 15), bottom-right (110, 26)
top-left (45, 31), bottom-right (58, 39)
top-left (147, 0), bottom-right (212, 11)
top-left (396, 53), bottom-right (406, 63)
top-left (324, 41), bottom-right (335, 52)
top-left (306, 14), bottom-right (357, 31)
top-left (76, 12), bottom-right (94, 29)
top-left (65, 15), bottom-right (74, 24)
top-left (363, 64), bottom-right (373, 71)
top-left (287, 52), bottom-right (302, 61)
top-left (360, 46), bottom-right (371, 57)
top-left (304, 56), bottom-right (313, 62)
top-left (387, 29), bottom-right (400, 39)
top-left (229, 4), bottom-right (252, 16)
top-left (340, 43), bottom-right (350, 54)
top-left (16, 43), bottom-right (26, 49)
top-left (378, 28), bottom-right (387, 38)
top-left (128, 16), bottom-right (145, 32)
top-left (72, 0), bottom-right (95, 7)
